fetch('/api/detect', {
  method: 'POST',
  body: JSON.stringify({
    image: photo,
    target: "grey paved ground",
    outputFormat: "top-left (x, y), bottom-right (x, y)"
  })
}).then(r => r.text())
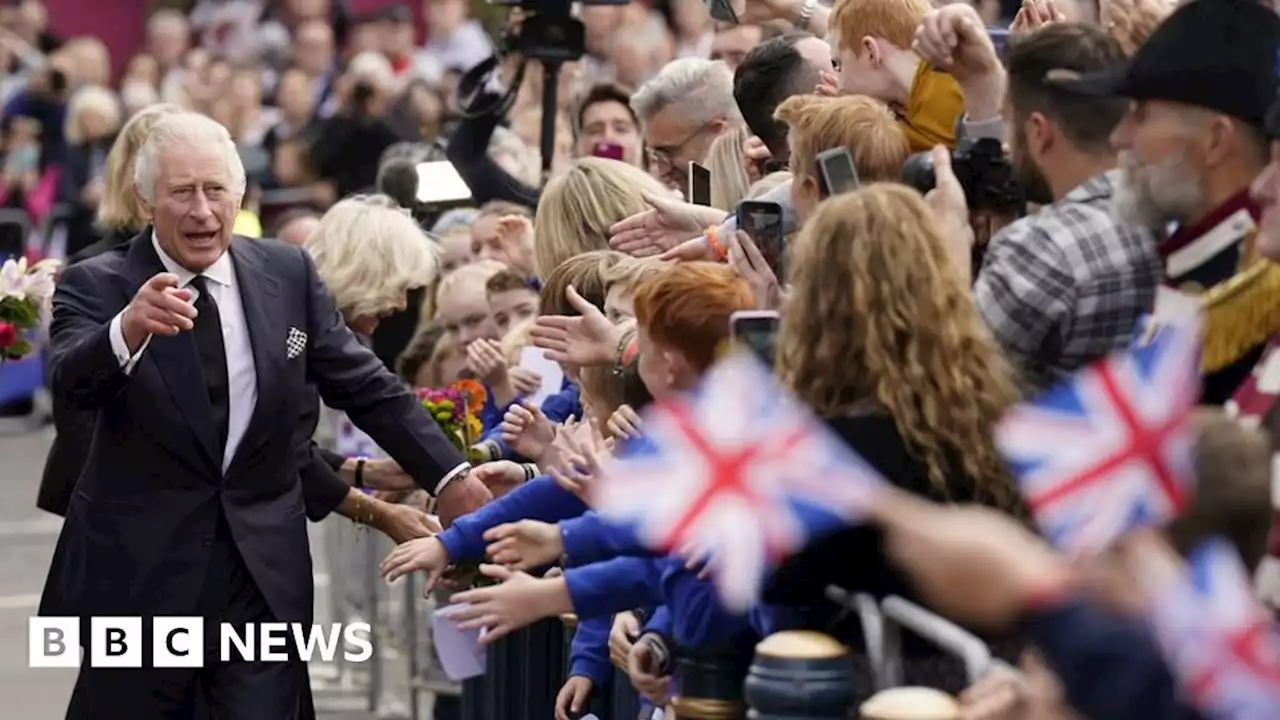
top-left (0, 422), bottom-right (410, 718)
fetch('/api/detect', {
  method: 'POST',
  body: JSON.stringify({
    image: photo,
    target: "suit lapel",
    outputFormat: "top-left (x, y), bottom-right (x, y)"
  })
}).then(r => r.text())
top-left (227, 238), bottom-right (284, 472)
top-left (122, 233), bottom-right (222, 472)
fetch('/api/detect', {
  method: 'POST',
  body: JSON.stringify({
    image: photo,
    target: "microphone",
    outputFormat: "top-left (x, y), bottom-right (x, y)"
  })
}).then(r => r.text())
top-left (376, 158), bottom-right (420, 211)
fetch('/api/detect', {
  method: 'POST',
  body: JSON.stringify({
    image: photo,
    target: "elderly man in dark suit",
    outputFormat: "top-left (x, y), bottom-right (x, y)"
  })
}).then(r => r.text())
top-left (41, 111), bottom-right (491, 718)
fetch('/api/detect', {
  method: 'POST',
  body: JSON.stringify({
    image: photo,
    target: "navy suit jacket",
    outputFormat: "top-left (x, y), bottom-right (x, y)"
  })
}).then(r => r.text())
top-left (39, 233), bottom-right (465, 626)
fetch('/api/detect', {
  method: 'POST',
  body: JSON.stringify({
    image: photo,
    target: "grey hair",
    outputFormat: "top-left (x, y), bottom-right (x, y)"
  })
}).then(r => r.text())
top-left (631, 58), bottom-right (742, 126)
top-left (134, 112), bottom-right (247, 204)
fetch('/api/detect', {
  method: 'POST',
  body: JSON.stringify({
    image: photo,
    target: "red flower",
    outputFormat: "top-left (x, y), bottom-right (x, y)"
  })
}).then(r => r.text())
top-left (0, 322), bottom-right (14, 350)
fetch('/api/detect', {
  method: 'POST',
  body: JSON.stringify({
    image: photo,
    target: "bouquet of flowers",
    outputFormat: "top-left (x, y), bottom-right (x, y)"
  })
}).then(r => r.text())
top-left (416, 378), bottom-right (488, 463)
top-left (0, 256), bottom-right (58, 362)
top-left (417, 379), bottom-right (494, 587)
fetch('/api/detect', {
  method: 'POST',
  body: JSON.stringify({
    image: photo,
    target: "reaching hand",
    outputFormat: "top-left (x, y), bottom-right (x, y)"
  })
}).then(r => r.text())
top-left (376, 503), bottom-right (443, 544)
top-left (627, 635), bottom-right (672, 706)
top-left (609, 612), bottom-right (640, 669)
top-left (448, 564), bottom-right (565, 643)
top-left (872, 491), bottom-right (1072, 631)
top-left (728, 230), bottom-right (784, 311)
top-left (466, 338), bottom-right (509, 385)
top-left (913, 4), bottom-right (1005, 120)
top-left (660, 234), bottom-right (720, 263)
top-left (530, 285), bottom-right (628, 367)
top-left (500, 401), bottom-right (557, 462)
top-left (555, 676), bottom-right (594, 720)
top-left (546, 419), bottom-right (612, 502)
top-left (924, 145), bottom-right (975, 282)
top-left (381, 536), bottom-right (451, 594)
top-left (606, 404), bottom-right (643, 440)
top-left (742, 135), bottom-right (772, 184)
top-left (484, 519), bottom-right (564, 570)
top-left (471, 460), bottom-right (527, 499)
top-left (508, 367), bottom-right (543, 398)
top-left (609, 191), bottom-right (724, 257)
top-left (1009, 0), bottom-right (1065, 34)
top-left (1101, 0), bottom-right (1178, 56)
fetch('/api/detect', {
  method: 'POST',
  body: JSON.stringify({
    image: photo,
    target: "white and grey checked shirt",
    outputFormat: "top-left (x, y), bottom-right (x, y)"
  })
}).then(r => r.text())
top-left (974, 170), bottom-right (1163, 391)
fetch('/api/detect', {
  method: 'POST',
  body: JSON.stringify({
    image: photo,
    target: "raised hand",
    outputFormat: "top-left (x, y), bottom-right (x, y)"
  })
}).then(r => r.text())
top-left (484, 519), bottom-right (564, 570)
top-left (609, 191), bottom-right (725, 258)
top-left (606, 404), bottom-right (643, 440)
top-left (381, 536), bottom-right (451, 594)
top-left (500, 401), bottom-right (556, 461)
top-left (531, 285), bottom-right (629, 367)
top-left (471, 460), bottom-right (527, 499)
top-left (447, 564), bottom-right (569, 643)
top-left (121, 273), bottom-right (197, 351)
top-left (466, 338), bottom-right (508, 384)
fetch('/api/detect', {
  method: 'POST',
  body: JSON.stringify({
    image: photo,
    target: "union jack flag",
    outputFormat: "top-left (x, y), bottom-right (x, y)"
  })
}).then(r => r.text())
top-left (1146, 538), bottom-right (1280, 719)
top-left (996, 322), bottom-right (1200, 554)
top-left (590, 351), bottom-right (887, 612)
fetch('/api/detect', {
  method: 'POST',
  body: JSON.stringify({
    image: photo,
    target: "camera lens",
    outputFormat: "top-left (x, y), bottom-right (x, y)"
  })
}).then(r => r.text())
top-left (899, 152), bottom-right (937, 194)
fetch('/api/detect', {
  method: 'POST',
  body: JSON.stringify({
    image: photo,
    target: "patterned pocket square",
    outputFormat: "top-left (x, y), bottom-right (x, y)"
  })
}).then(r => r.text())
top-left (286, 327), bottom-right (307, 359)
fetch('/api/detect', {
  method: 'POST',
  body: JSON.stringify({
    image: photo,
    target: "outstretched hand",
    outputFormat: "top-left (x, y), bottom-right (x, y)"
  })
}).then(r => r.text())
top-left (447, 564), bottom-right (571, 643)
top-left (530, 285), bottom-right (629, 367)
top-left (609, 191), bottom-right (725, 257)
top-left (484, 519), bottom-right (564, 570)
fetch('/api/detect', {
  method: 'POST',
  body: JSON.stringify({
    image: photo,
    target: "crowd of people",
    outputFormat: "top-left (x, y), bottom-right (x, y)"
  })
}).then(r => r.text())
top-left (17, 0), bottom-right (1280, 717)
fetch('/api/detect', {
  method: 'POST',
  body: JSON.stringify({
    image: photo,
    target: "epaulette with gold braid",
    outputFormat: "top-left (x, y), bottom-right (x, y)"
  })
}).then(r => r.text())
top-left (1202, 259), bottom-right (1280, 373)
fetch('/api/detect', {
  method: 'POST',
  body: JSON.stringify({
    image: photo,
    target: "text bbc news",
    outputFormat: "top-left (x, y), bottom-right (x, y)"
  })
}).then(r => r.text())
top-left (28, 617), bottom-right (373, 668)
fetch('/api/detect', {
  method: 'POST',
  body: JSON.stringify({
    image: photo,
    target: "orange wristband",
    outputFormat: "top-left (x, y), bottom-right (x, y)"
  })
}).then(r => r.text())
top-left (706, 225), bottom-right (727, 261)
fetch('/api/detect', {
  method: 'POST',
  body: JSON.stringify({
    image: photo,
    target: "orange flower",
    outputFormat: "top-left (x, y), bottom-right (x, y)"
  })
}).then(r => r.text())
top-left (454, 379), bottom-right (488, 415)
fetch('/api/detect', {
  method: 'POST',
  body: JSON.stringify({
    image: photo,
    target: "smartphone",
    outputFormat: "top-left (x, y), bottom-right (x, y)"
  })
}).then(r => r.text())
top-left (730, 311), bottom-right (780, 367)
top-left (736, 200), bottom-right (786, 276)
top-left (415, 161), bottom-right (473, 204)
top-left (816, 147), bottom-right (859, 199)
top-left (704, 0), bottom-right (739, 24)
top-left (591, 141), bottom-right (624, 161)
top-left (688, 162), bottom-right (712, 206)
top-left (988, 28), bottom-right (1009, 53)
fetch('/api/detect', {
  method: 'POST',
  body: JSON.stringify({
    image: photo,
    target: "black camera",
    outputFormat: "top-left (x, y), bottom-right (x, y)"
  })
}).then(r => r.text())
top-left (900, 137), bottom-right (1024, 215)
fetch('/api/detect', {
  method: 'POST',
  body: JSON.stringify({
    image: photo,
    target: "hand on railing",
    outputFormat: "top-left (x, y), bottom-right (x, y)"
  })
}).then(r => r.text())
top-left (483, 519), bottom-right (563, 570)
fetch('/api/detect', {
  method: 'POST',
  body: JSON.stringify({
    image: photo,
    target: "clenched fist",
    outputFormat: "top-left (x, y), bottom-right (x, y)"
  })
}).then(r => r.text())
top-left (120, 273), bottom-right (197, 352)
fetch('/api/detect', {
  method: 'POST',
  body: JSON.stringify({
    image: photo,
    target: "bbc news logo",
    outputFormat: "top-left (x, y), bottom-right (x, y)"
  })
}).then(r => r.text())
top-left (29, 618), bottom-right (373, 668)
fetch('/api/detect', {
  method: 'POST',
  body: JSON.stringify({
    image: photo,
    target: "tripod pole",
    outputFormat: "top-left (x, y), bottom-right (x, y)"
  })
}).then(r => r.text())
top-left (539, 59), bottom-right (562, 187)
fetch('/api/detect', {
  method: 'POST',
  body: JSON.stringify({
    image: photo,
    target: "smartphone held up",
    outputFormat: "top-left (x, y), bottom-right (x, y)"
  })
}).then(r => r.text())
top-left (736, 200), bottom-right (787, 278)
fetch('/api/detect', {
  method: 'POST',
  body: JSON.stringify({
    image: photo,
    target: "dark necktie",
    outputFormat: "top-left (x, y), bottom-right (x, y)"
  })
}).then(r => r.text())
top-left (190, 275), bottom-right (229, 460)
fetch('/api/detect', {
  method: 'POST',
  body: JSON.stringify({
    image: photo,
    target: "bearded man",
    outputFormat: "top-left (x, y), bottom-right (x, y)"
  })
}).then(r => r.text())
top-left (1062, 0), bottom-right (1280, 405)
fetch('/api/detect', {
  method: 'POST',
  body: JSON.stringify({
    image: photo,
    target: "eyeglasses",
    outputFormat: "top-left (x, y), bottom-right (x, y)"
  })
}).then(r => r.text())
top-left (646, 122), bottom-right (712, 170)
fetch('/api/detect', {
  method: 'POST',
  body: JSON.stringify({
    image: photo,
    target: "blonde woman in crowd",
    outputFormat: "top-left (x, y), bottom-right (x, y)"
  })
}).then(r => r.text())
top-left (37, 102), bottom-right (184, 518)
top-left (304, 194), bottom-right (439, 336)
top-left (59, 85), bottom-right (124, 256)
top-left (534, 156), bottom-right (671, 277)
top-left (705, 125), bottom-right (753, 211)
top-left (296, 193), bottom-right (445, 542)
top-left (766, 185), bottom-right (1024, 698)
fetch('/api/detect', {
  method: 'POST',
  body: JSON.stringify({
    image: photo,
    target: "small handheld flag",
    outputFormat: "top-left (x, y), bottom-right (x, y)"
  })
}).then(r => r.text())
top-left (997, 321), bottom-right (1200, 554)
top-left (590, 352), bottom-right (886, 612)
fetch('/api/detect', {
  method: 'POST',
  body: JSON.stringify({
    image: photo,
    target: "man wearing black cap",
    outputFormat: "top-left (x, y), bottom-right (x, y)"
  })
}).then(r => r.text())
top-left (1057, 0), bottom-right (1280, 406)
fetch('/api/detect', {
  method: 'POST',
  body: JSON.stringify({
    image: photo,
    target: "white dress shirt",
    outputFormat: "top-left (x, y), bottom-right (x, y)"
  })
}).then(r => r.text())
top-left (109, 234), bottom-right (258, 474)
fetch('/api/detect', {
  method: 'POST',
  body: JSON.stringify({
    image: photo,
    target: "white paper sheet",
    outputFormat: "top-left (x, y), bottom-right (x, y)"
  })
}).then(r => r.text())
top-left (431, 605), bottom-right (487, 681)
top-left (519, 346), bottom-right (565, 407)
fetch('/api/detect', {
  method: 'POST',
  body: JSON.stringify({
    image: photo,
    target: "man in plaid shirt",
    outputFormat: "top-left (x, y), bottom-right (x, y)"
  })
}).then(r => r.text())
top-left (920, 11), bottom-right (1162, 391)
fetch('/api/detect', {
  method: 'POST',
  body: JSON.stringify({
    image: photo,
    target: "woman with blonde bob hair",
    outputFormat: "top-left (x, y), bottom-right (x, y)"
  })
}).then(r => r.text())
top-left (304, 194), bottom-right (440, 335)
top-left (97, 103), bottom-right (184, 238)
top-left (766, 184), bottom-right (1024, 698)
top-left (533, 156), bottom-right (670, 278)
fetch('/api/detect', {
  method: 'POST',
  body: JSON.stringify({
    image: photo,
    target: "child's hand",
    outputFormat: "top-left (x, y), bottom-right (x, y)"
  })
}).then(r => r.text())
top-left (500, 401), bottom-right (556, 461)
top-left (466, 338), bottom-right (509, 384)
top-left (509, 366), bottom-right (543, 397)
top-left (606, 404), bottom-right (643, 439)
top-left (447, 564), bottom-right (565, 643)
top-left (484, 519), bottom-right (564, 569)
top-left (555, 676), bottom-right (593, 720)
top-left (609, 612), bottom-right (640, 669)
